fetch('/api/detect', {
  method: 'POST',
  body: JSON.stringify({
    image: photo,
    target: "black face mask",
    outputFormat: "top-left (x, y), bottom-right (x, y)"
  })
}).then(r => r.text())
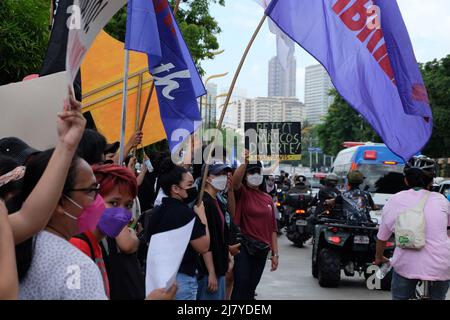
top-left (182, 186), bottom-right (198, 204)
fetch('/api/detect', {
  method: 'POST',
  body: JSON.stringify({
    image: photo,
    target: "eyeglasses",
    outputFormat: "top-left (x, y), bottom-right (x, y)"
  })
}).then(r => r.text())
top-left (70, 183), bottom-right (101, 199)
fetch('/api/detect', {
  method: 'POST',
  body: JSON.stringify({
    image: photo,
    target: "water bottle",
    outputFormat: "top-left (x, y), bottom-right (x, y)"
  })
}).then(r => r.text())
top-left (144, 158), bottom-right (154, 173)
top-left (376, 259), bottom-right (392, 279)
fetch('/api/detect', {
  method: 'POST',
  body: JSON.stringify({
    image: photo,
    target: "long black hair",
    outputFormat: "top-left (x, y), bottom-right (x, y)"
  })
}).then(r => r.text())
top-left (7, 149), bottom-right (81, 280)
top-left (158, 158), bottom-right (188, 196)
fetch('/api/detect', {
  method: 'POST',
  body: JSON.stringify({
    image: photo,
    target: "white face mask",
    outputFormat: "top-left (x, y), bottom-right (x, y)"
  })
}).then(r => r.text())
top-left (210, 175), bottom-right (228, 191)
top-left (247, 173), bottom-right (263, 187)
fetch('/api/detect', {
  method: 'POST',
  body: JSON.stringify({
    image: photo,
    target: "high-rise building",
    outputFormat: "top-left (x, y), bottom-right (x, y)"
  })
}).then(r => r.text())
top-left (304, 64), bottom-right (334, 125)
top-left (216, 88), bottom-right (247, 130)
top-left (268, 55), bottom-right (296, 97)
top-left (243, 97), bottom-right (304, 125)
top-left (201, 82), bottom-right (218, 127)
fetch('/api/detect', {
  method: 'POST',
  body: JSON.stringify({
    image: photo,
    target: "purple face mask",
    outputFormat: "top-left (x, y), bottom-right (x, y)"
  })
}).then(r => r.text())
top-left (97, 207), bottom-right (132, 238)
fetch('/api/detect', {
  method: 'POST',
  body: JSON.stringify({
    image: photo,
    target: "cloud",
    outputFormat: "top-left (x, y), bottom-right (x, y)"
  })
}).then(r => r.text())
top-left (398, 0), bottom-right (450, 61)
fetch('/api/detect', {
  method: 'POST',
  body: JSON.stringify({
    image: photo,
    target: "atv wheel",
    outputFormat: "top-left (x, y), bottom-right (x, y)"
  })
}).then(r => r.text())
top-left (318, 248), bottom-right (341, 287)
top-left (294, 240), bottom-right (304, 248)
top-left (312, 258), bottom-right (318, 278)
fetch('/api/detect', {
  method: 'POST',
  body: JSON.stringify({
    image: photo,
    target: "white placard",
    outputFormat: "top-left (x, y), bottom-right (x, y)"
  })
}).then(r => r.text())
top-left (145, 218), bottom-right (195, 295)
top-left (0, 72), bottom-right (68, 150)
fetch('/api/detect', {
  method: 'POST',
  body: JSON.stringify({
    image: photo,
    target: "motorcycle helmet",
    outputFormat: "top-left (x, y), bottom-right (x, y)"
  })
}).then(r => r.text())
top-left (325, 173), bottom-right (339, 185)
top-left (347, 170), bottom-right (364, 185)
top-left (404, 155), bottom-right (436, 177)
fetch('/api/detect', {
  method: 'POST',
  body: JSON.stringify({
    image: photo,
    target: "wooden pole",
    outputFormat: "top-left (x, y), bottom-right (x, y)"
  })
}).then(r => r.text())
top-left (139, 83), bottom-right (155, 132)
top-left (173, 0), bottom-right (181, 15)
top-left (196, 14), bottom-right (267, 205)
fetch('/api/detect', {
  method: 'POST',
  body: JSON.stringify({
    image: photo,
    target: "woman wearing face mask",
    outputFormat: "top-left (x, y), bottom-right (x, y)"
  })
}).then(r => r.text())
top-left (70, 164), bottom-right (175, 300)
top-left (146, 158), bottom-right (210, 300)
top-left (197, 163), bottom-right (232, 300)
top-left (13, 150), bottom-right (107, 300)
top-left (231, 156), bottom-right (279, 300)
top-left (91, 164), bottom-right (146, 300)
top-left (69, 164), bottom-right (138, 299)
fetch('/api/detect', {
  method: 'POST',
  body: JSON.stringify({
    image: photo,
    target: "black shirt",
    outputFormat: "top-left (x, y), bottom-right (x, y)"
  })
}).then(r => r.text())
top-left (137, 172), bottom-right (158, 212)
top-left (198, 192), bottom-right (229, 278)
top-left (147, 197), bottom-right (206, 277)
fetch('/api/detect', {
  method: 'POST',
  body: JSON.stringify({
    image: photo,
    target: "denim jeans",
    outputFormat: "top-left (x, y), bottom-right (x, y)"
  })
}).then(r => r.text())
top-left (392, 270), bottom-right (450, 300)
top-left (231, 245), bottom-right (268, 300)
top-left (175, 273), bottom-right (198, 300)
top-left (197, 275), bottom-right (226, 300)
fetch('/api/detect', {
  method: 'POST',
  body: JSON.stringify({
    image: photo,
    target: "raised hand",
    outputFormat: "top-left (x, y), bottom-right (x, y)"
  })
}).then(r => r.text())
top-left (57, 87), bottom-right (86, 151)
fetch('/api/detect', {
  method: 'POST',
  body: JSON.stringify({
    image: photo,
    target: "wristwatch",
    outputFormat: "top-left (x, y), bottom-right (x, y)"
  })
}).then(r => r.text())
top-left (271, 252), bottom-right (279, 258)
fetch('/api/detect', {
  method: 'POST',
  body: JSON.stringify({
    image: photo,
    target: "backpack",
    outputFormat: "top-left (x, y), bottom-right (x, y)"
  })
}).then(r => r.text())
top-left (136, 206), bottom-right (162, 273)
top-left (73, 233), bottom-right (96, 261)
top-left (341, 189), bottom-right (371, 224)
top-left (395, 192), bottom-right (430, 250)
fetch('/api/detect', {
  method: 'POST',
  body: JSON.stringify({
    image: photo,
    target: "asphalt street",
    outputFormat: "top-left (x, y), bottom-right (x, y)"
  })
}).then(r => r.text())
top-left (256, 234), bottom-right (448, 300)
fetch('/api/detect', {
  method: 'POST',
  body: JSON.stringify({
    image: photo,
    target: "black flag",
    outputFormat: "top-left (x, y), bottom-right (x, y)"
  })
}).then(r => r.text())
top-left (40, 0), bottom-right (82, 101)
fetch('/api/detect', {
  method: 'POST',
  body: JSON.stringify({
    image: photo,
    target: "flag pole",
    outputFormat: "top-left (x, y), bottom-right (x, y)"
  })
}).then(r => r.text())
top-left (196, 14), bottom-right (267, 205)
top-left (173, 0), bottom-right (181, 15)
top-left (134, 0), bottom-right (180, 148)
top-left (139, 82), bottom-right (155, 131)
top-left (119, 49), bottom-right (131, 166)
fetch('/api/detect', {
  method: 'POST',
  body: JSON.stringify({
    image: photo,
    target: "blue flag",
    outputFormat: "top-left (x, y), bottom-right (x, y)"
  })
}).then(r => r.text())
top-left (266, 0), bottom-right (432, 160)
top-left (125, 0), bottom-right (206, 152)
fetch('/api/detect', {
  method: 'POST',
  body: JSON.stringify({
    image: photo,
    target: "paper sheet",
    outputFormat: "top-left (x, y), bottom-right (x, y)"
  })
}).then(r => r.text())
top-left (145, 218), bottom-right (195, 295)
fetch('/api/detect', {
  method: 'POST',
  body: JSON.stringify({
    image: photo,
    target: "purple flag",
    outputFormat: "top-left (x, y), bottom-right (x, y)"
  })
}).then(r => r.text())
top-left (266, 0), bottom-right (433, 160)
top-left (125, 0), bottom-right (206, 152)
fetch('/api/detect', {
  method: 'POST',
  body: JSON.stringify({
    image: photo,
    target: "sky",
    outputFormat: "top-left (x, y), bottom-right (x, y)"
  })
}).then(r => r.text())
top-left (200, 0), bottom-right (450, 102)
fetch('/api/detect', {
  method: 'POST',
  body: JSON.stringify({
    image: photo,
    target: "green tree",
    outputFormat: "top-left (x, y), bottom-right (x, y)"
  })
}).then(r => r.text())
top-left (420, 55), bottom-right (450, 158)
top-left (316, 55), bottom-right (450, 158)
top-left (104, 0), bottom-right (225, 75)
top-left (0, 0), bottom-right (50, 85)
top-left (316, 90), bottom-right (381, 156)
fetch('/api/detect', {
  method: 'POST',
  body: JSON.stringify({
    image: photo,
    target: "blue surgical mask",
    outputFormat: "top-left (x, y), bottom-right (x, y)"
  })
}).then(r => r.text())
top-left (144, 159), bottom-right (154, 172)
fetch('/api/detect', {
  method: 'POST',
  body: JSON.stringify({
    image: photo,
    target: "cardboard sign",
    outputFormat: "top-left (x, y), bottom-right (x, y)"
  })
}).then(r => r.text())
top-left (245, 122), bottom-right (301, 161)
top-left (0, 72), bottom-right (68, 150)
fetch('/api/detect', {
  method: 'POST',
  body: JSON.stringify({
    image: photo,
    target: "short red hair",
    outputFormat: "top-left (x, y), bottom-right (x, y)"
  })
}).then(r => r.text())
top-left (92, 164), bottom-right (138, 199)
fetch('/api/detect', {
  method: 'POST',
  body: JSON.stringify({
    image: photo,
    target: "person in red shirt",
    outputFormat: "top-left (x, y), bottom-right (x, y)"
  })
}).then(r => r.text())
top-left (231, 154), bottom-right (279, 300)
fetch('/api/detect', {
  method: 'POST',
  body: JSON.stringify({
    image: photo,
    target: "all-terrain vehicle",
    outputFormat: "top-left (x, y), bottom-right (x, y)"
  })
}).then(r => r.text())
top-left (311, 212), bottom-right (395, 290)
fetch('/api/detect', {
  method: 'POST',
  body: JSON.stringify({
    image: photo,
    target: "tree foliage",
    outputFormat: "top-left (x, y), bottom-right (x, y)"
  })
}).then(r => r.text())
top-left (0, 0), bottom-right (50, 85)
top-left (420, 55), bottom-right (450, 158)
top-left (316, 90), bottom-right (381, 156)
top-left (316, 55), bottom-right (450, 158)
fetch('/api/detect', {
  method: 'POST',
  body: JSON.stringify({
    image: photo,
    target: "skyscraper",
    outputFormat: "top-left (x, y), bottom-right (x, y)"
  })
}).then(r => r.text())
top-left (243, 97), bottom-right (304, 125)
top-left (201, 82), bottom-right (217, 127)
top-left (304, 64), bottom-right (334, 125)
top-left (268, 55), bottom-right (296, 97)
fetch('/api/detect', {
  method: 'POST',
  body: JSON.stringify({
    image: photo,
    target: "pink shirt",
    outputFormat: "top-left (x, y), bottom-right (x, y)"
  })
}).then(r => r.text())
top-left (378, 189), bottom-right (450, 281)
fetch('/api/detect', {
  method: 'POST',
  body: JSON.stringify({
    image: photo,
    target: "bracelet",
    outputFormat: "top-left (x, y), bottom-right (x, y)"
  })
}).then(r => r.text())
top-left (271, 253), bottom-right (279, 258)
